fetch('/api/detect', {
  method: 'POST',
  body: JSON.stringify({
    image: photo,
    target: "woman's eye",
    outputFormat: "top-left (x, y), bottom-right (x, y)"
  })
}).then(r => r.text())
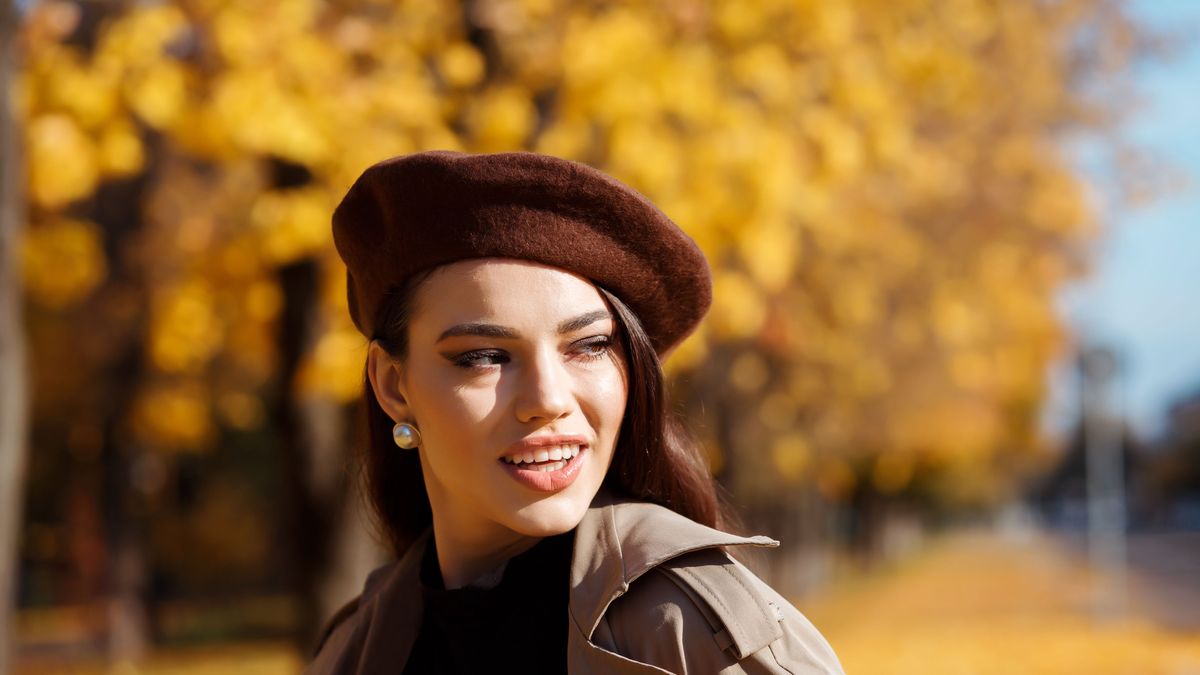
top-left (574, 336), bottom-right (613, 361)
top-left (453, 350), bottom-right (508, 369)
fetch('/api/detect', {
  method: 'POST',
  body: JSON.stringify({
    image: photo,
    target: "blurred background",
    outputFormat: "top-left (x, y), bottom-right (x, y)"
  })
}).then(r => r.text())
top-left (1, 0), bottom-right (1198, 673)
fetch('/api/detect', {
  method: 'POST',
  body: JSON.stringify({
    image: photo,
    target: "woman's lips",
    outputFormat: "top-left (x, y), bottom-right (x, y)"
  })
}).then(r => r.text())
top-left (500, 446), bottom-right (587, 492)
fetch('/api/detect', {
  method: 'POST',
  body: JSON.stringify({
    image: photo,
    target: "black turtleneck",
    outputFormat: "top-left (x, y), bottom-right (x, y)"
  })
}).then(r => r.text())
top-left (400, 528), bottom-right (575, 674)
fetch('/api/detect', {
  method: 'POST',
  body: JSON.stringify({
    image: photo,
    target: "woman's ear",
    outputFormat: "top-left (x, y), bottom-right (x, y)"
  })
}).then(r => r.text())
top-left (367, 340), bottom-right (412, 424)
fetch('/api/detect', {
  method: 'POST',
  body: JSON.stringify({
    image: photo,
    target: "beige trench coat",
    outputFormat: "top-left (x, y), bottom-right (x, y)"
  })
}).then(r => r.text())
top-left (304, 488), bottom-right (845, 674)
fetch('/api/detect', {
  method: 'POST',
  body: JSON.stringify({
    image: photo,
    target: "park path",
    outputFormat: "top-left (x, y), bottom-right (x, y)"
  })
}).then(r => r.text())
top-left (801, 528), bottom-right (1200, 675)
top-left (1116, 531), bottom-right (1200, 631)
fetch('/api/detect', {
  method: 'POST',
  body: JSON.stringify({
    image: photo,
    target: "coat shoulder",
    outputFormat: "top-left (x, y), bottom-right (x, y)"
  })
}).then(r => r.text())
top-left (601, 547), bottom-right (845, 674)
top-left (311, 594), bottom-right (361, 658)
top-left (309, 560), bottom-right (397, 659)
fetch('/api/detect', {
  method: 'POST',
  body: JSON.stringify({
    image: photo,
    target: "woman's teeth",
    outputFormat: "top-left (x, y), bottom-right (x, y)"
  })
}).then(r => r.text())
top-left (502, 444), bottom-right (581, 470)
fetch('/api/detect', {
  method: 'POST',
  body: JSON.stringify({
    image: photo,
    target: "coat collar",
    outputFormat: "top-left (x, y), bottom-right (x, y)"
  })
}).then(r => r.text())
top-left (348, 528), bottom-right (428, 675)
top-left (569, 486), bottom-right (779, 640)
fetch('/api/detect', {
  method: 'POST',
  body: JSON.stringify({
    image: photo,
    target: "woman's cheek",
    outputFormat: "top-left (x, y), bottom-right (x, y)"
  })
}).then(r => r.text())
top-left (422, 366), bottom-right (493, 416)
top-left (435, 389), bottom-right (494, 434)
top-left (585, 367), bottom-right (627, 419)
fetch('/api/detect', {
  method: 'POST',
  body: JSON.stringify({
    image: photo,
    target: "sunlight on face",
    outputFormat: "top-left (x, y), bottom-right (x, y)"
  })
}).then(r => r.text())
top-left (400, 258), bottom-right (629, 540)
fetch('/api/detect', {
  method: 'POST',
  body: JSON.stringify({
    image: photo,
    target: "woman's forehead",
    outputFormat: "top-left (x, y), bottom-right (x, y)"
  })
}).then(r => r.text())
top-left (412, 258), bottom-right (613, 331)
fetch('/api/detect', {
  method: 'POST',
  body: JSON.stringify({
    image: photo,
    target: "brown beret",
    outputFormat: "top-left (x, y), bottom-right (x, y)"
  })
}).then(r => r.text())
top-left (331, 150), bottom-right (712, 356)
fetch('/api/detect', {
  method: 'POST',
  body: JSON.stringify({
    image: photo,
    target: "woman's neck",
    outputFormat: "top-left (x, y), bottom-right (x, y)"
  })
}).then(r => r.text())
top-left (429, 513), bottom-right (541, 590)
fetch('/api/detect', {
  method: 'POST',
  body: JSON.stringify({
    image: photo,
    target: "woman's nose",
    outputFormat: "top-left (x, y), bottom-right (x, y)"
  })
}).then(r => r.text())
top-left (515, 348), bottom-right (573, 424)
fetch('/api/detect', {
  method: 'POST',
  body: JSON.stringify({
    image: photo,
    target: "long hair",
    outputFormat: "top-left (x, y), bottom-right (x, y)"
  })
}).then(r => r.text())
top-left (355, 268), bottom-right (741, 558)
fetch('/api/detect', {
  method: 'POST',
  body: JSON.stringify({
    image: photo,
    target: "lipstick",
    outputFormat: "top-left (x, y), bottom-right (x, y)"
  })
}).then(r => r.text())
top-left (498, 435), bottom-right (589, 492)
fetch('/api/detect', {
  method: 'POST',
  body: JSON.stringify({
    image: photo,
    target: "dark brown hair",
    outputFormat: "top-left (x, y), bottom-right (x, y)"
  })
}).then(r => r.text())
top-left (355, 266), bottom-right (740, 558)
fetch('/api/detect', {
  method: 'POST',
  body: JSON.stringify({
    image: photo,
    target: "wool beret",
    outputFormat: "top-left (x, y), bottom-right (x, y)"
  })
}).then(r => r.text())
top-left (331, 150), bottom-right (712, 356)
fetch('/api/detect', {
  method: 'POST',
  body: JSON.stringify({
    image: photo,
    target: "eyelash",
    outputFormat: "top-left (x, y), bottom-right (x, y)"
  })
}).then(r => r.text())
top-left (453, 336), bottom-right (614, 370)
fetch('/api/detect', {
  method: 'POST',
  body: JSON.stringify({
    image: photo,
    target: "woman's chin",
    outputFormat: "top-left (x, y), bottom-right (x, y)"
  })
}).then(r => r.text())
top-left (505, 492), bottom-right (593, 537)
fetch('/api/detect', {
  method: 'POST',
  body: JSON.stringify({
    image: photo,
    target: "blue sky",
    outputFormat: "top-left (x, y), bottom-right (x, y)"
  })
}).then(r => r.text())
top-left (1046, 0), bottom-right (1200, 442)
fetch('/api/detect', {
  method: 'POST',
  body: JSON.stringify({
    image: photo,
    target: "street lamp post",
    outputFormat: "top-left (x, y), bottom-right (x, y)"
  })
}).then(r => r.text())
top-left (1080, 345), bottom-right (1128, 620)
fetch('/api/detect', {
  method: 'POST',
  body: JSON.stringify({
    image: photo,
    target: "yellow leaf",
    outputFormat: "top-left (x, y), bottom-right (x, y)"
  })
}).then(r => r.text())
top-left (467, 84), bottom-right (538, 152)
top-left (709, 270), bottom-right (767, 340)
top-left (125, 60), bottom-right (191, 129)
top-left (438, 42), bottom-right (485, 88)
top-left (739, 219), bottom-right (798, 293)
top-left (149, 281), bottom-right (223, 374)
top-left (97, 120), bottom-right (144, 175)
top-left (131, 381), bottom-right (213, 451)
top-left (251, 188), bottom-right (334, 265)
top-left (26, 114), bottom-right (99, 208)
top-left (20, 217), bottom-right (107, 308)
top-left (771, 432), bottom-right (812, 482)
top-left (297, 328), bottom-right (369, 402)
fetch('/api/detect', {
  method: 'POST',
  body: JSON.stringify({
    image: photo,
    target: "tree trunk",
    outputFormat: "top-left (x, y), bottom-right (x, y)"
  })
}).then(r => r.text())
top-left (0, 1), bottom-right (30, 672)
top-left (275, 259), bottom-right (373, 650)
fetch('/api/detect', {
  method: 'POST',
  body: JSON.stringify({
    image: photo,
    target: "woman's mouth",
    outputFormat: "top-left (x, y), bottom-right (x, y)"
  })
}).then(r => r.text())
top-left (500, 444), bottom-right (581, 470)
top-left (499, 444), bottom-right (586, 491)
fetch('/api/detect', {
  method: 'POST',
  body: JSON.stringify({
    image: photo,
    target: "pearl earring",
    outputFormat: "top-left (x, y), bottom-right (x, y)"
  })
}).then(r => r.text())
top-left (392, 422), bottom-right (422, 449)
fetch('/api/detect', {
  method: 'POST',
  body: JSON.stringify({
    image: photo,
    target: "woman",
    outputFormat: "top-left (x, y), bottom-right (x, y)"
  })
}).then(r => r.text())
top-left (306, 150), bottom-right (844, 674)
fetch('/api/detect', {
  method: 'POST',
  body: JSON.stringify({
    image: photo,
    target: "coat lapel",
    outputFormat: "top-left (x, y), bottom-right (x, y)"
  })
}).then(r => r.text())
top-left (569, 487), bottom-right (780, 643)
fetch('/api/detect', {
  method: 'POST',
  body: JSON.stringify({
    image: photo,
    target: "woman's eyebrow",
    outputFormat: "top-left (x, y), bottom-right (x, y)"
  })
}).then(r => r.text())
top-left (558, 309), bottom-right (612, 335)
top-left (436, 323), bottom-right (517, 342)
top-left (436, 309), bottom-right (612, 343)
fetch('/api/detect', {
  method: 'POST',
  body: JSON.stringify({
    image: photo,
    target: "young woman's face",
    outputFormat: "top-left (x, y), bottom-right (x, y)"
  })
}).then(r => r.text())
top-left (380, 258), bottom-right (629, 540)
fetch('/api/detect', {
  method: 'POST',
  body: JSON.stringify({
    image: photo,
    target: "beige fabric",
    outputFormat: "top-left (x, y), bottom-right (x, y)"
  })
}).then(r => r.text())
top-left (305, 488), bottom-right (844, 675)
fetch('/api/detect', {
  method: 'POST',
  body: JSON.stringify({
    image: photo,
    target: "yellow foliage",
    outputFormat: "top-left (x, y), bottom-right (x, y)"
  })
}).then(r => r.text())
top-left (212, 70), bottom-right (330, 163)
top-left (608, 119), bottom-right (682, 196)
top-left (534, 114), bottom-right (590, 159)
top-left (848, 355), bottom-right (892, 397)
top-left (216, 390), bottom-right (266, 431)
top-left (738, 218), bottom-right (799, 293)
top-left (729, 350), bottom-right (770, 393)
top-left (95, 3), bottom-right (189, 67)
top-left (932, 287), bottom-right (988, 347)
top-left (949, 349), bottom-right (995, 391)
top-left (130, 381), bottom-right (214, 451)
top-left (26, 113), bottom-right (98, 207)
top-left (802, 107), bottom-right (865, 180)
top-left (124, 59), bottom-right (190, 129)
top-left (17, 0), bottom-right (1137, 505)
top-left (710, 270), bottom-right (767, 340)
top-left (437, 42), bottom-right (485, 88)
top-left (662, 324), bottom-right (709, 375)
top-left (36, 49), bottom-right (119, 129)
top-left (20, 217), bottom-right (107, 308)
top-left (149, 281), bottom-right (223, 374)
top-left (771, 432), bottom-right (812, 482)
top-left (251, 188), bottom-right (334, 265)
top-left (97, 119), bottom-right (144, 174)
top-left (467, 84), bottom-right (538, 151)
top-left (830, 278), bottom-right (881, 329)
top-left (243, 279), bottom-right (284, 322)
top-left (296, 328), bottom-right (369, 402)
